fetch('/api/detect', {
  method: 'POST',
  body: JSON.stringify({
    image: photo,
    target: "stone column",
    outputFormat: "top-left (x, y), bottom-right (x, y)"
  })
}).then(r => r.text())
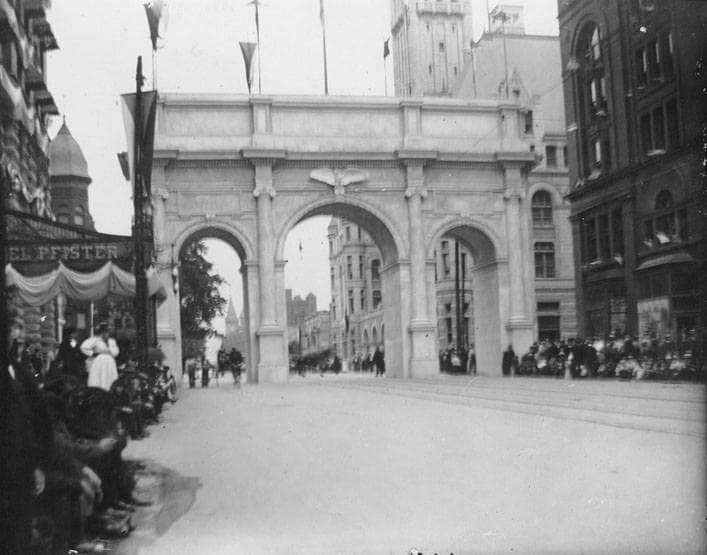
top-left (251, 159), bottom-right (287, 382)
top-left (151, 185), bottom-right (181, 379)
top-left (502, 163), bottom-right (534, 354)
top-left (403, 160), bottom-right (438, 377)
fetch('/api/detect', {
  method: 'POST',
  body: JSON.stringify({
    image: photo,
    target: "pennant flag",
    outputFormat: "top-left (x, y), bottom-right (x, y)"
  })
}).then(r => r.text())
top-left (120, 90), bottom-right (158, 197)
top-left (144, 0), bottom-right (166, 51)
top-left (239, 41), bottom-right (257, 93)
top-left (383, 38), bottom-right (390, 59)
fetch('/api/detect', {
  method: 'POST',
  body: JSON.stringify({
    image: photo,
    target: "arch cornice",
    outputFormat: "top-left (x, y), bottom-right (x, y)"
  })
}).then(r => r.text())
top-left (274, 195), bottom-right (408, 262)
top-left (425, 216), bottom-right (505, 261)
top-left (172, 218), bottom-right (256, 262)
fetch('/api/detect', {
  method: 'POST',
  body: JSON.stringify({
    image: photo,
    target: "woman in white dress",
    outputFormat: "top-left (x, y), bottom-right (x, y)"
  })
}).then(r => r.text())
top-left (81, 322), bottom-right (119, 391)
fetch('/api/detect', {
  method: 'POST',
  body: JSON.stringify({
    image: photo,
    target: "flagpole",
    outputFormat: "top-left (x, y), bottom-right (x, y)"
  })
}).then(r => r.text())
top-left (320, 0), bottom-right (329, 95)
top-left (152, 49), bottom-right (157, 90)
top-left (383, 57), bottom-right (388, 96)
top-left (255, 0), bottom-right (262, 94)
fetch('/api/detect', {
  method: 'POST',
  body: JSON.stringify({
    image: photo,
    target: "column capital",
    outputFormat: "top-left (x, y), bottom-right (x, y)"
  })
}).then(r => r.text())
top-left (503, 189), bottom-right (525, 202)
top-left (401, 157), bottom-right (429, 199)
top-left (152, 187), bottom-right (170, 201)
top-left (247, 156), bottom-right (280, 199)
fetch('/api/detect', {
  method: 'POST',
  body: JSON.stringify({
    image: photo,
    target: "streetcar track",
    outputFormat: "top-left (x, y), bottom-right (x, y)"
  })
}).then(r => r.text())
top-left (309, 379), bottom-right (706, 438)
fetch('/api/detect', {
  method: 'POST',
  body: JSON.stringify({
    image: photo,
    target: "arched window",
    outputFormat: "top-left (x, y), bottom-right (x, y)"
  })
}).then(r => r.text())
top-left (655, 190), bottom-right (673, 210)
top-left (534, 242), bottom-right (556, 278)
top-left (574, 22), bottom-right (610, 177)
top-left (381, 324), bottom-right (385, 343)
top-left (531, 190), bottom-right (553, 226)
top-left (73, 205), bottom-right (85, 226)
top-left (372, 327), bottom-right (378, 345)
top-left (363, 329), bottom-right (369, 346)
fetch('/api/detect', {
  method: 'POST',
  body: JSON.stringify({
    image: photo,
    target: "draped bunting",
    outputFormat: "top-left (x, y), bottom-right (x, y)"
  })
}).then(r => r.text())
top-left (5, 261), bottom-right (167, 307)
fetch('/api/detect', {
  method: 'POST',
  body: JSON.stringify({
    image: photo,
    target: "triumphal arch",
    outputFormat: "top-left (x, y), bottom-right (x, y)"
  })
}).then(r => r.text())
top-left (150, 94), bottom-right (539, 383)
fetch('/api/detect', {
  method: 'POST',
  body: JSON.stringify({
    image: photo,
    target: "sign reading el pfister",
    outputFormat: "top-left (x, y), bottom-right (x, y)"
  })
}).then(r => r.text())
top-left (4, 210), bottom-right (136, 276)
top-left (6, 240), bottom-right (134, 275)
top-left (8, 242), bottom-right (132, 263)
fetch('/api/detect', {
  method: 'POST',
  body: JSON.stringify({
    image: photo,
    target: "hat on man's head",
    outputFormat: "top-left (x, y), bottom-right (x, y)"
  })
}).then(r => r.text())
top-left (97, 321), bottom-right (110, 334)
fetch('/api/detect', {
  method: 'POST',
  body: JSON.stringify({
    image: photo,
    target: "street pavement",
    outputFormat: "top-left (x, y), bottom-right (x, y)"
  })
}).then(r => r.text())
top-left (116, 373), bottom-right (706, 555)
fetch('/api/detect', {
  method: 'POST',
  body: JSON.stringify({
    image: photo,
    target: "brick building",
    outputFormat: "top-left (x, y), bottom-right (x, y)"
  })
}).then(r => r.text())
top-left (1, 0), bottom-right (59, 347)
top-left (558, 0), bottom-right (706, 341)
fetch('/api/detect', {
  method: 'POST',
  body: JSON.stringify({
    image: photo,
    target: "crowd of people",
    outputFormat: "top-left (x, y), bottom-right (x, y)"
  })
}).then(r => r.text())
top-left (1, 321), bottom-right (177, 554)
top-left (439, 345), bottom-right (476, 375)
top-left (505, 329), bottom-right (705, 381)
top-left (291, 346), bottom-right (386, 377)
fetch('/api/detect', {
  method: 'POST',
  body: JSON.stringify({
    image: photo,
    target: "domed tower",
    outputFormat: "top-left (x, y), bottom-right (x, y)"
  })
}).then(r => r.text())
top-left (48, 119), bottom-right (94, 230)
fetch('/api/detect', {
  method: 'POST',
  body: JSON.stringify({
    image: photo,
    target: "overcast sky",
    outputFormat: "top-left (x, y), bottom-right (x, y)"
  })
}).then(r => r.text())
top-left (45, 0), bottom-right (558, 316)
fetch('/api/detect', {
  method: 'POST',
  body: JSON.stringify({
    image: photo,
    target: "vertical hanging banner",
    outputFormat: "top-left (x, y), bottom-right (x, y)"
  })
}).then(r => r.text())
top-left (120, 90), bottom-right (158, 199)
top-left (239, 41), bottom-right (257, 94)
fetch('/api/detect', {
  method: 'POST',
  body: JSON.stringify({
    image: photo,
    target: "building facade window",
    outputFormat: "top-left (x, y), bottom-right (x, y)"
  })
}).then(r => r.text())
top-left (372, 290), bottom-right (382, 309)
top-left (635, 31), bottom-right (674, 88)
top-left (360, 289), bottom-right (366, 310)
top-left (531, 190), bottom-right (553, 226)
top-left (348, 289), bottom-right (354, 314)
top-left (346, 255), bottom-right (353, 279)
top-left (641, 189), bottom-right (689, 249)
top-left (574, 22), bottom-right (612, 178)
top-left (371, 259), bottom-right (381, 281)
top-left (534, 242), bottom-right (556, 278)
top-left (546, 145), bottom-right (557, 167)
top-left (358, 255), bottom-right (364, 279)
top-left (581, 205), bottom-right (625, 263)
top-left (73, 206), bottom-right (85, 226)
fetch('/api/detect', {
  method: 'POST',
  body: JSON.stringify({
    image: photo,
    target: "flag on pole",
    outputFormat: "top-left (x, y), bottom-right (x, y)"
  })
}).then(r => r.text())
top-left (383, 38), bottom-right (390, 58)
top-left (247, 0), bottom-right (263, 93)
top-left (239, 41), bottom-right (257, 93)
top-left (144, 1), bottom-right (165, 51)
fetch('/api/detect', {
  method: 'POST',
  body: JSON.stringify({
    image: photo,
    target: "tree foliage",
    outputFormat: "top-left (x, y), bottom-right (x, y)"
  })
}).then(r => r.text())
top-left (179, 240), bottom-right (227, 358)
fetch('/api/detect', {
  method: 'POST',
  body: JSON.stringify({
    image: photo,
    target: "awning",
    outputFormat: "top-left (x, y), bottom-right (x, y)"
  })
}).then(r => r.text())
top-left (635, 251), bottom-right (698, 272)
top-left (5, 261), bottom-right (167, 307)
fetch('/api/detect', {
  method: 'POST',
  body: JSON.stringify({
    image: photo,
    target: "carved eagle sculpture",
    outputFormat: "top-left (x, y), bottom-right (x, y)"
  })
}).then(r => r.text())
top-left (310, 167), bottom-right (369, 195)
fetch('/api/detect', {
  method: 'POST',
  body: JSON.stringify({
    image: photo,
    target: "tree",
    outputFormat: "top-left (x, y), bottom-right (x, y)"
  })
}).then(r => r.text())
top-left (179, 240), bottom-right (227, 359)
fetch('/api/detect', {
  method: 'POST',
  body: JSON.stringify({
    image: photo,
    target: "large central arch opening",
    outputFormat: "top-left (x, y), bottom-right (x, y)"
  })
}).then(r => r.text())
top-left (176, 227), bottom-right (252, 385)
top-left (280, 200), bottom-right (404, 379)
